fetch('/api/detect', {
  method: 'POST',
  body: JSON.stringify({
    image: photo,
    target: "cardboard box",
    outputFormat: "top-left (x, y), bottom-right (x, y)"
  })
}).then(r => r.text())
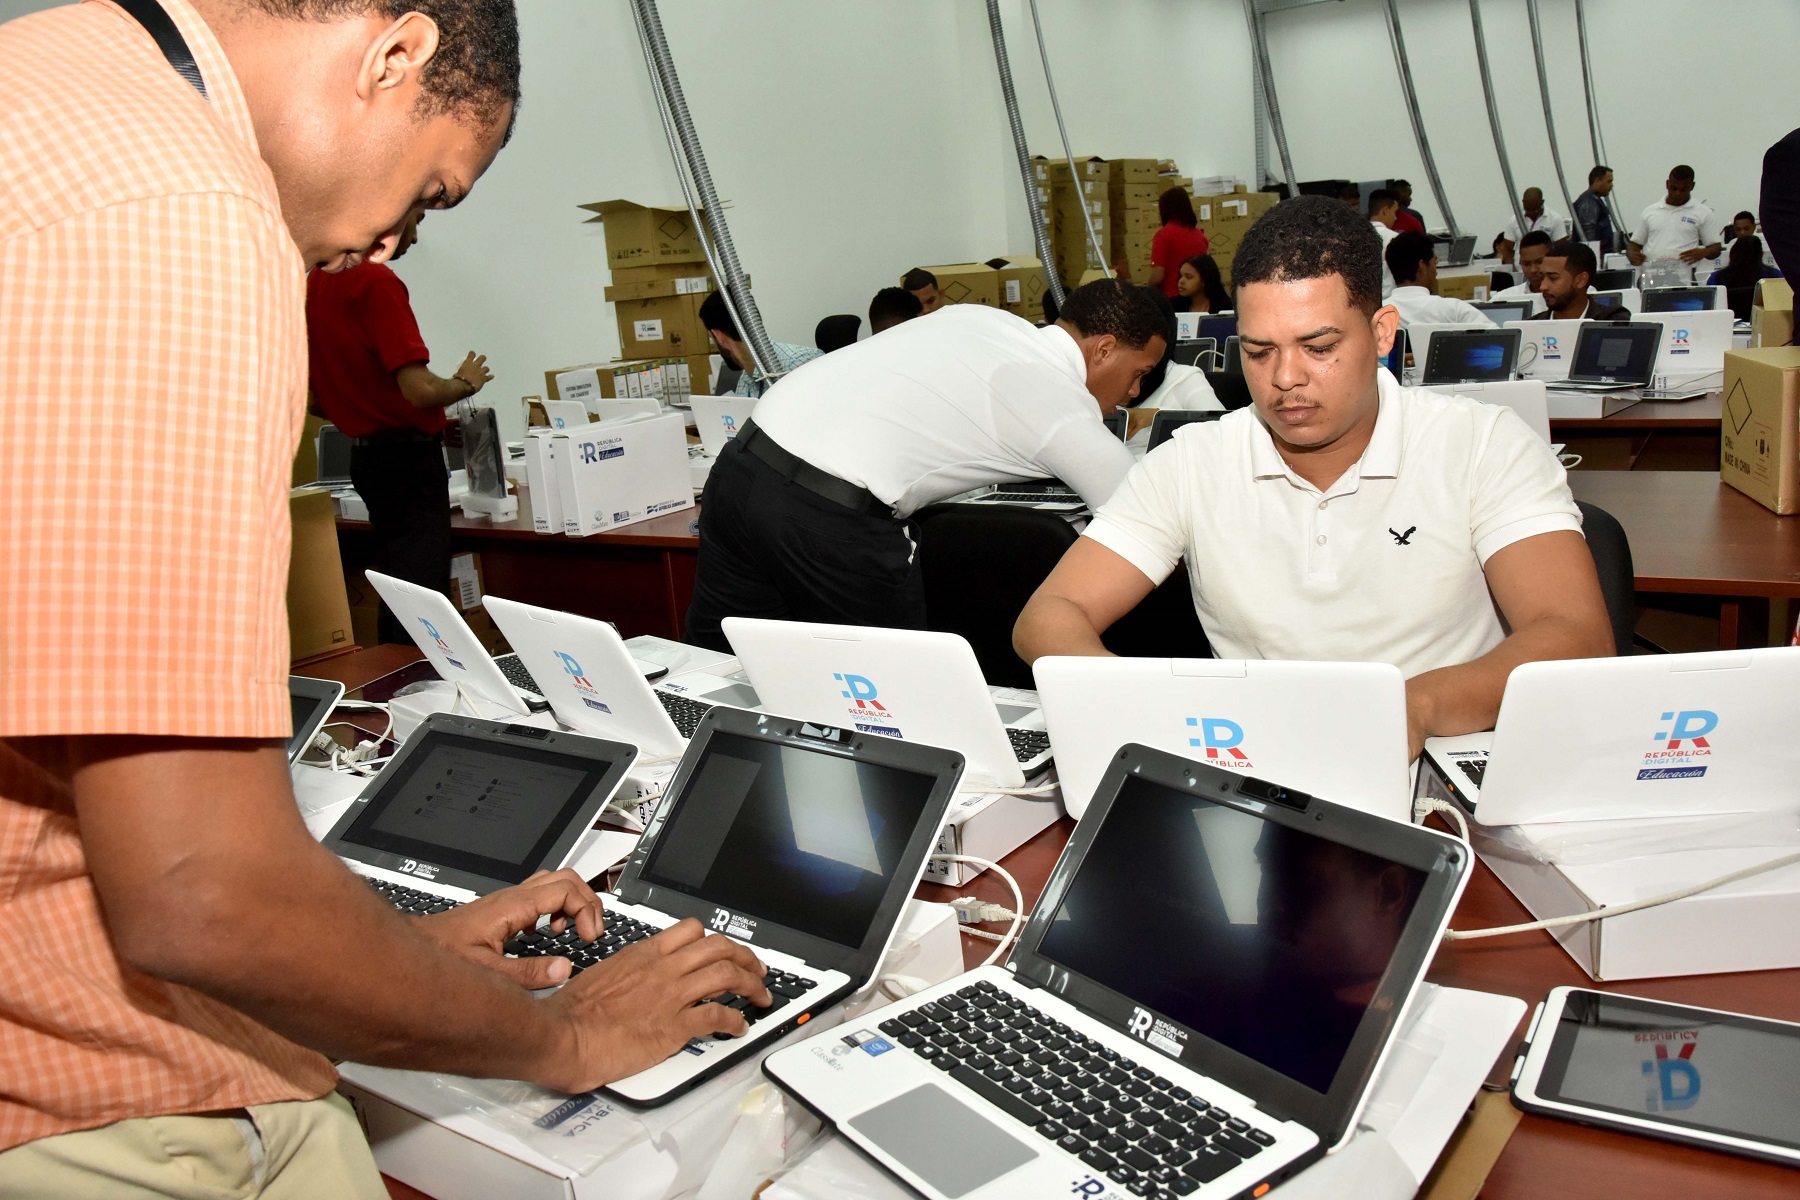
top-left (602, 261), bottom-right (716, 303)
top-left (1109, 182), bottom-right (1165, 210)
top-left (984, 255), bottom-right (1047, 319)
top-left (521, 429), bottom-right (563, 536)
top-left (1720, 346), bottom-right (1800, 513)
top-left (548, 358), bottom-right (711, 405)
top-left (287, 488), bottom-right (354, 661)
top-left (578, 199), bottom-right (707, 269)
top-left (293, 413), bottom-right (327, 487)
top-left (1111, 207), bottom-right (1161, 237)
top-left (1045, 154), bottom-right (1107, 183)
top-left (1752, 277), bottom-right (1793, 348)
top-left (1472, 824), bottom-right (1800, 980)
top-left (557, 412), bottom-right (693, 537)
top-left (613, 293), bottom-right (712, 359)
top-left (1106, 157), bottom-right (1160, 184)
top-left (910, 262), bottom-right (999, 308)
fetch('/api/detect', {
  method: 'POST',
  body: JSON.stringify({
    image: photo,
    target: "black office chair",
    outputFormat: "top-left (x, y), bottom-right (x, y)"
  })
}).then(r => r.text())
top-left (1726, 284), bottom-right (1757, 323)
top-left (814, 314), bottom-right (861, 353)
top-left (1102, 571), bottom-right (1211, 660)
top-left (1577, 500), bottom-right (1645, 655)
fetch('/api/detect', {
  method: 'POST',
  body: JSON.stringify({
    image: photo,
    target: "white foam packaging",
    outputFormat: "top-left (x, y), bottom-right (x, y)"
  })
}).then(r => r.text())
top-left (555, 411), bottom-right (692, 537)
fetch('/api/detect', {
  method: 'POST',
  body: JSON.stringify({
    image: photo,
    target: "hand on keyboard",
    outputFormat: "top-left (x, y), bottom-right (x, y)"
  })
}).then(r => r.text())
top-left (417, 868), bottom-right (605, 990)
top-left (532, 918), bottom-right (773, 1093)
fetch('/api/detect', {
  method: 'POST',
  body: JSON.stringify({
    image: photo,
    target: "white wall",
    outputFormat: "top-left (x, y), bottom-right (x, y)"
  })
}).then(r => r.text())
top-left (1261, 0), bottom-right (1800, 244)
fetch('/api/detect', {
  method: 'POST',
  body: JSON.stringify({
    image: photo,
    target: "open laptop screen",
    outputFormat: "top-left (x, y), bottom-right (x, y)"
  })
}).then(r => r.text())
top-left (337, 725), bottom-right (632, 886)
top-left (1570, 323), bottom-right (1659, 383)
top-left (1473, 301), bottom-right (1529, 326)
top-left (637, 731), bottom-right (938, 949)
top-left (1422, 328), bottom-right (1519, 385)
top-left (1642, 287), bottom-right (1715, 312)
top-left (1035, 774), bottom-right (1428, 1095)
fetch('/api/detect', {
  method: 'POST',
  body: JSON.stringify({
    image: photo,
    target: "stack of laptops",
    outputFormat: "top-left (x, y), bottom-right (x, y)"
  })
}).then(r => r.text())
top-left (507, 704), bottom-right (966, 1106)
top-left (1425, 648), bottom-right (1800, 825)
top-left (722, 618), bottom-right (1052, 790)
top-left (764, 742), bottom-right (1471, 1199)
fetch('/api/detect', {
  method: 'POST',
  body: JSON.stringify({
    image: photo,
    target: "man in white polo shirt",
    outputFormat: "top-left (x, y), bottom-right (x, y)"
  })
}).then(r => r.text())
top-left (684, 279), bottom-right (1165, 651)
top-left (1629, 164), bottom-right (1724, 269)
top-left (1497, 187), bottom-right (1569, 265)
top-left (1014, 196), bottom-right (1614, 757)
top-left (1384, 232), bottom-right (1494, 327)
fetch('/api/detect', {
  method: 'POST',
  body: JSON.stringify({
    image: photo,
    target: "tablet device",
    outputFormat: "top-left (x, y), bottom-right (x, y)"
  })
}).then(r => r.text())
top-left (1511, 986), bottom-right (1800, 1167)
top-left (288, 675), bottom-right (345, 764)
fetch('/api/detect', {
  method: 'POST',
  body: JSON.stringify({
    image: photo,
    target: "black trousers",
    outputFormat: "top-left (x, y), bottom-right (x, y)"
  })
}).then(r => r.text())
top-left (684, 437), bottom-right (925, 652)
top-left (350, 436), bottom-right (451, 645)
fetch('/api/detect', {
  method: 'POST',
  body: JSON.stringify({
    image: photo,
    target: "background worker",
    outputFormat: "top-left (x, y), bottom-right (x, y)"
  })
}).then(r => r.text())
top-left (1491, 230), bottom-right (1555, 302)
top-left (1173, 253), bottom-right (1232, 314)
top-left (700, 290), bottom-right (822, 398)
top-left (1383, 233), bottom-right (1494, 326)
top-left (1368, 189), bottom-right (1401, 297)
top-left (685, 280), bottom-right (1167, 651)
top-left (868, 285), bottom-right (924, 334)
top-left (307, 210), bottom-right (491, 644)
top-left (1146, 187), bottom-right (1211, 296)
top-left (1497, 187), bottom-right (1569, 265)
top-left (1572, 165), bottom-right (1619, 252)
top-left (1628, 164), bottom-right (1724, 269)
top-left (1391, 180), bottom-right (1427, 235)
top-left (902, 267), bottom-right (943, 313)
top-left (1530, 242), bottom-right (1632, 322)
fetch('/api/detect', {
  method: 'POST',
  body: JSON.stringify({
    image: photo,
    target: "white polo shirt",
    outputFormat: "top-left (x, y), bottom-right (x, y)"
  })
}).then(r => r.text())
top-left (1502, 209), bottom-right (1569, 244)
top-left (1388, 286), bottom-right (1495, 327)
top-left (1373, 221), bottom-right (1399, 297)
top-left (1631, 199), bottom-right (1723, 261)
top-left (1083, 370), bottom-right (1583, 679)
top-left (748, 305), bottom-right (1134, 518)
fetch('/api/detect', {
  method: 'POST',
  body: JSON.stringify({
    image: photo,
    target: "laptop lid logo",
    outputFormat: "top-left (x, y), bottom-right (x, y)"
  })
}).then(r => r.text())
top-left (417, 618), bottom-right (466, 671)
top-left (721, 413), bottom-right (740, 435)
top-left (1543, 335), bottom-right (1561, 360)
top-left (1639, 709), bottom-right (1716, 780)
top-left (554, 651), bottom-right (611, 713)
top-left (1186, 717), bottom-right (1253, 769)
top-left (1671, 327), bottom-right (1690, 354)
top-left (835, 672), bottom-right (902, 738)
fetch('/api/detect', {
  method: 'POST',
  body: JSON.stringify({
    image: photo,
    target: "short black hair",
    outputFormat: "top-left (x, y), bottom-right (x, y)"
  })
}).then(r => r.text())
top-left (1233, 195), bottom-right (1383, 316)
top-left (1519, 229), bottom-right (1554, 252)
top-left (1159, 187), bottom-right (1198, 228)
top-left (1390, 178), bottom-right (1412, 191)
top-left (901, 268), bottom-right (938, 292)
top-left (1058, 279), bottom-right (1170, 351)
top-left (250, 2), bottom-right (520, 126)
top-left (1545, 239), bottom-right (1597, 283)
top-left (1366, 188), bottom-right (1398, 215)
top-left (1670, 164), bottom-right (1695, 182)
top-left (1182, 253), bottom-right (1232, 312)
top-left (1588, 164), bottom-right (1612, 185)
top-left (869, 286), bottom-right (923, 331)
top-left (699, 289), bottom-right (738, 340)
top-left (1735, 210), bottom-right (1757, 224)
top-left (1385, 231), bottom-right (1437, 286)
top-left (1336, 183), bottom-right (1362, 203)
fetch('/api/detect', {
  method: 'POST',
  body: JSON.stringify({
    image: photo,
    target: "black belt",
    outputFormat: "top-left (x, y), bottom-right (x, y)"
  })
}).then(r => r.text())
top-left (351, 429), bottom-right (441, 447)
top-left (737, 422), bottom-right (890, 517)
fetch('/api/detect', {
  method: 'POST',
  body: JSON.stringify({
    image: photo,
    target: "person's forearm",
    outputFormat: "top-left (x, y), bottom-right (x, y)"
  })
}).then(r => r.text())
top-left (1014, 594), bottom-right (1113, 665)
top-left (402, 369), bottom-right (472, 410)
top-left (1627, 242), bottom-right (1645, 264)
top-left (1405, 614), bottom-right (1612, 749)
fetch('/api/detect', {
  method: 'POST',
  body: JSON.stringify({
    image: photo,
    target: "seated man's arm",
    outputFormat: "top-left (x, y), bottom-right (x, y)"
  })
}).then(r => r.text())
top-left (1015, 538), bottom-right (1158, 662)
top-left (48, 735), bottom-right (768, 1093)
top-left (1404, 529), bottom-right (1613, 758)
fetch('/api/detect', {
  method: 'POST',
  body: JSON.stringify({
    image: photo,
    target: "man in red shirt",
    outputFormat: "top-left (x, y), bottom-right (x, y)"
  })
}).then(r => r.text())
top-left (1392, 179), bottom-right (1427, 235)
top-left (307, 211), bottom-right (491, 642)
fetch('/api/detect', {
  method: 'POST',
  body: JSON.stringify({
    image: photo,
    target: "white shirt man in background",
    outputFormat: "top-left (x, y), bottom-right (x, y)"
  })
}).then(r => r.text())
top-left (1498, 188), bottom-right (1569, 264)
top-left (1490, 230), bottom-right (1554, 304)
top-left (1384, 232), bottom-right (1495, 327)
top-left (1014, 196), bottom-right (1612, 758)
top-left (1368, 188), bottom-right (1402, 298)
top-left (1629, 164), bottom-right (1724, 268)
top-left (685, 280), bottom-right (1167, 651)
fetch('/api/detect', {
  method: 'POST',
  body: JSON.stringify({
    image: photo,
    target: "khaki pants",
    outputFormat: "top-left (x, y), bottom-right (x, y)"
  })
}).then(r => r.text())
top-left (0, 1091), bottom-right (386, 1200)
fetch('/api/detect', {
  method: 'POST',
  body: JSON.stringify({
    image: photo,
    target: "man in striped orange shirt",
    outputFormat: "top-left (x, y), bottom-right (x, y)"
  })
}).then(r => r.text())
top-left (0, 2), bottom-right (765, 1195)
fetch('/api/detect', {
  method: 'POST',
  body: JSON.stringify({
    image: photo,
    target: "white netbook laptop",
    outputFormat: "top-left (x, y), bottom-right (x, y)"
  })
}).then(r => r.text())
top-left (1636, 309), bottom-right (1734, 376)
top-left (542, 399), bottom-right (589, 429)
top-left (504, 704), bottom-right (964, 1107)
top-left (483, 596), bottom-right (759, 758)
top-left (1423, 379), bottom-right (1559, 451)
top-left (1425, 648), bottom-right (1800, 825)
top-left (321, 713), bottom-right (637, 909)
top-left (367, 570), bottom-right (551, 714)
top-left (691, 395), bottom-right (757, 459)
top-left (1543, 322), bottom-right (1662, 392)
top-left (1033, 657), bottom-right (1412, 822)
top-left (763, 742), bottom-right (1471, 1200)
top-left (722, 618), bottom-right (1051, 788)
top-left (1416, 327), bottom-right (1521, 387)
top-left (1508, 318), bottom-right (1586, 382)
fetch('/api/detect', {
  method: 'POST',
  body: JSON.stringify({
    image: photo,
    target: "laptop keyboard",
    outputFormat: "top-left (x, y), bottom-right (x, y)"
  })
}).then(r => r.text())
top-left (1456, 758), bottom-right (1487, 789)
top-left (876, 980), bottom-right (1274, 1196)
top-left (657, 691), bottom-right (715, 737)
top-left (1007, 728), bottom-right (1052, 763)
top-left (495, 653), bottom-right (543, 696)
top-left (364, 876), bottom-right (462, 915)
top-left (988, 491), bottom-right (1083, 506)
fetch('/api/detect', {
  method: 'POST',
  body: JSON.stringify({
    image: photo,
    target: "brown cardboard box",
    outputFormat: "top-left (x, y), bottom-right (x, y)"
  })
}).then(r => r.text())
top-left (288, 488), bottom-right (355, 662)
top-left (1720, 347), bottom-right (1800, 513)
top-left (602, 261), bottom-right (716, 303)
top-left (985, 256), bottom-right (1048, 318)
top-left (448, 552), bottom-right (509, 655)
top-left (546, 356), bottom-right (713, 402)
top-left (578, 199), bottom-right (707, 269)
top-left (1437, 273), bottom-right (1486, 303)
top-left (1106, 158), bottom-right (1160, 184)
top-left (1111, 207), bottom-right (1161, 237)
top-left (1110, 182), bottom-right (1165, 210)
top-left (911, 263), bottom-right (1000, 308)
top-left (1753, 278), bottom-right (1793, 348)
top-left (293, 413), bottom-right (327, 487)
top-left (1046, 155), bottom-right (1107, 184)
top-left (613, 293), bottom-right (713, 358)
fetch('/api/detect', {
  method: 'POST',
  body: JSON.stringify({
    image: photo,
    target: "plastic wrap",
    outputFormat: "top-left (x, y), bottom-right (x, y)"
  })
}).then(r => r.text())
top-left (1474, 808), bottom-right (1800, 867)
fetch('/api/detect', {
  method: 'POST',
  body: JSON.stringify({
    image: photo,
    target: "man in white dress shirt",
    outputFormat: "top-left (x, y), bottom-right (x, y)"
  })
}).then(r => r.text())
top-left (1498, 188), bottom-right (1569, 264)
top-left (1369, 189), bottom-right (1401, 298)
top-left (1014, 196), bottom-right (1613, 757)
top-left (684, 279), bottom-right (1167, 650)
top-left (1384, 233), bottom-right (1494, 327)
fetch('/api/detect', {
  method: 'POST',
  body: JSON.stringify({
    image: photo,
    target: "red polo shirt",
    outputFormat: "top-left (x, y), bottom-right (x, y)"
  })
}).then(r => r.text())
top-left (305, 262), bottom-right (440, 438)
top-left (1150, 222), bottom-right (1211, 297)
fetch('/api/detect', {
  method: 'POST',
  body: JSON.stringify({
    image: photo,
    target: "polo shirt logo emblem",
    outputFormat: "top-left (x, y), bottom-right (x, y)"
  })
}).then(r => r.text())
top-left (1389, 526), bottom-right (1417, 546)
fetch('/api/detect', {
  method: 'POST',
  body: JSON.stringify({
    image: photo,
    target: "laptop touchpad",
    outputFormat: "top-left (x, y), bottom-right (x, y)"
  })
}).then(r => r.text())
top-left (849, 1084), bottom-right (1036, 1197)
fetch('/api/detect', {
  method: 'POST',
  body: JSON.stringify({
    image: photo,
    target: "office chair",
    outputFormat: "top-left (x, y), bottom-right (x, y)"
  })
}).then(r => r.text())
top-left (1577, 501), bottom-right (1645, 655)
top-left (1101, 572), bottom-right (1211, 661)
top-left (1726, 284), bottom-right (1757, 324)
top-left (815, 314), bottom-right (861, 353)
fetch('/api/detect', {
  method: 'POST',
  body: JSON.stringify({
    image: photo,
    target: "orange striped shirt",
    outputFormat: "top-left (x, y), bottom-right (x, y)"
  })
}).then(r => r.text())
top-left (0, 0), bottom-right (335, 1149)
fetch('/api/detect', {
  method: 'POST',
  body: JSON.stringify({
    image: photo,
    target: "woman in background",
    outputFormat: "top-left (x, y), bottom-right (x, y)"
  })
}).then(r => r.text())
top-left (1173, 253), bottom-right (1232, 314)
